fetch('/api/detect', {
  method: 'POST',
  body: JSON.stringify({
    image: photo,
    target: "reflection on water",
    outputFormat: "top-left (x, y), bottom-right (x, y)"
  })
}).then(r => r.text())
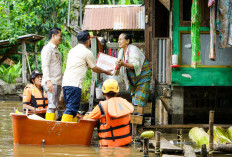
top-left (0, 101), bottom-right (143, 157)
top-left (13, 145), bottom-right (142, 157)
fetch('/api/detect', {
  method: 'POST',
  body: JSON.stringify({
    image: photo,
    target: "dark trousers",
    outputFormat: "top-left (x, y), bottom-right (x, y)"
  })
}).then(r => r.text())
top-left (63, 86), bottom-right (81, 116)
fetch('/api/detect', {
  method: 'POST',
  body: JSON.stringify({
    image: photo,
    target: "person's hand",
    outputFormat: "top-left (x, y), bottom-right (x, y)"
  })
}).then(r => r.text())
top-left (116, 59), bottom-right (124, 68)
top-left (116, 59), bottom-right (122, 67)
top-left (105, 69), bottom-right (113, 75)
top-left (47, 80), bottom-right (53, 93)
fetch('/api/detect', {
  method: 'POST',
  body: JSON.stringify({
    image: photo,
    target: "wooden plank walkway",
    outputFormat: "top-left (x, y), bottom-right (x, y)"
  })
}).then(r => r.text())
top-left (144, 124), bottom-right (232, 129)
top-left (162, 155), bottom-right (183, 157)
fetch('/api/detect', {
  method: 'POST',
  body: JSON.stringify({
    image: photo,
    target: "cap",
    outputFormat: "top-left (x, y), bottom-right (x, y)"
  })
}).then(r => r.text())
top-left (30, 70), bottom-right (42, 83)
top-left (77, 30), bottom-right (90, 43)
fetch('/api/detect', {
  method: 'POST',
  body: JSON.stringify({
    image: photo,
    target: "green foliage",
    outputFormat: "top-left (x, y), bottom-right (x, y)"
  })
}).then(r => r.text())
top-left (0, 0), bottom-right (143, 87)
top-left (0, 0), bottom-right (68, 40)
top-left (0, 0), bottom-right (71, 77)
top-left (81, 69), bottom-right (92, 104)
top-left (0, 62), bottom-right (22, 84)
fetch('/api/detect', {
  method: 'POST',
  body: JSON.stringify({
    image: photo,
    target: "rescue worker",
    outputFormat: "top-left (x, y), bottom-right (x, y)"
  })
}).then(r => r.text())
top-left (84, 79), bottom-right (134, 147)
top-left (23, 70), bottom-right (48, 115)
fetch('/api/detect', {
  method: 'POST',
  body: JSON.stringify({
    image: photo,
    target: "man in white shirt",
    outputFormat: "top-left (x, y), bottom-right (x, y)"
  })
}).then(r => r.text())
top-left (61, 30), bottom-right (112, 122)
top-left (41, 28), bottom-right (63, 121)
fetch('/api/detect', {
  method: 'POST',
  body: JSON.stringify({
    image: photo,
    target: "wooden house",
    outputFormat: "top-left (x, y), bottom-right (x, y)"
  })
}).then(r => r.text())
top-left (145, 0), bottom-right (232, 124)
top-left (83, 1), bottom-right (232, 125)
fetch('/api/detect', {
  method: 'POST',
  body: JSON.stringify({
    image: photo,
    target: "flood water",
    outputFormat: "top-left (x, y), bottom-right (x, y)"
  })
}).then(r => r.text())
top-left (0, 101), bottom-right (231, 157)
top-left (0, 101), bottom-right (143, 157)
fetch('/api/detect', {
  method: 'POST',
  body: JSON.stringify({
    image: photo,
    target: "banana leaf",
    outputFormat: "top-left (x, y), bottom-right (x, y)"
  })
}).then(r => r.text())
top-left (210, 126), bottom-right (232, 144)
top-left (227, 127), bottom-right (232, 141)
top-left (189, 127), bottom-right (209, 147)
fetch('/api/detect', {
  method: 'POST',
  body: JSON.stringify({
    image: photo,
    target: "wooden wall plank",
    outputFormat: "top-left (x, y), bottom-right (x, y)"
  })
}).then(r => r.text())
top-left (166, 39), bottom-right (172, 85)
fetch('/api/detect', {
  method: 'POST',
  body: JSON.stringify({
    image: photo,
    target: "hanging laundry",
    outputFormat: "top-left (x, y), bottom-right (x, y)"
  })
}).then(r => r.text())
top-left (228, 3), bottom-right (232, 45)
top-left (208, 0), bottom-right (215, 6)
top-left (113, 49), bottom-right (117, 57)
top-left (191, 0), bottom-right (201, 68)
top-left (108, 48), bottom-right (112, 56)
top-left (216, 0), bottom-right (232, 48)
top-left (208, 0), bottom-right (216, 60)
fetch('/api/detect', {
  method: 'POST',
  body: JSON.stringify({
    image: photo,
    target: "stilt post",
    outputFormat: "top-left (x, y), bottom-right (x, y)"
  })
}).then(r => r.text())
top-left (201, 144), bottom-right (207, 157)
top-left (155, 131), bottom-right (161, 157)
top-left (143, 137), bottom-right (149, 157)
top-left (177, 129), bottom-right (183, 148)
top-left (209, 110), bottom-right (214, 157)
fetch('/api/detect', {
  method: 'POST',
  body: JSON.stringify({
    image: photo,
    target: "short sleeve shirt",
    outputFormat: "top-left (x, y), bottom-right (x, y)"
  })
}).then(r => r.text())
top-left (62, 44), bottom-right (96, 88)
top-left (41, 42), bottom-right (62, 86)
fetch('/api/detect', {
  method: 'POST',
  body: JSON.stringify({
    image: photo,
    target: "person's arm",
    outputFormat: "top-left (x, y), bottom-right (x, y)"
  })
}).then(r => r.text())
top-left (83, 105), bottom-right (102, 120)
top-left (121, 61), bottom-right (134, 69)
top-left (23, 87), bottom-right (35, 114)
top-left (41, 46), bottom-right (53, 93)
top-left (23, 87), bottom-right (31, 105)
top-left (92, 66), bottom-right (112, 75)
top-left (85, 50), bottom-right (112, 75)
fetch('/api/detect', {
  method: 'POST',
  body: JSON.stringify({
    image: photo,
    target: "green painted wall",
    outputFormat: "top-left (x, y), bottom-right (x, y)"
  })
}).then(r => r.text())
top-left (172, 67), bottom-right (232, 86)
top-left (172, 0), bottom-right (232, 86)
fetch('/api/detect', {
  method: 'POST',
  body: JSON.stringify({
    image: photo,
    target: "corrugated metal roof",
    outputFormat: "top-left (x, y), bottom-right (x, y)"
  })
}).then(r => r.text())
top-left (82, 5), bottom-right (145, 31)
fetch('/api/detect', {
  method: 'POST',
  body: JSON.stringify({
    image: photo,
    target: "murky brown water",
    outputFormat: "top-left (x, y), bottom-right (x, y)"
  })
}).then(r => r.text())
top-left (0, 101), bottom-right (143, 157)
top-left (0, 101), bottom-right (230, 157)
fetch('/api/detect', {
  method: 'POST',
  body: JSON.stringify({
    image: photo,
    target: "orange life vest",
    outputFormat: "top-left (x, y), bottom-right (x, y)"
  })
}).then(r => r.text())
top-left (97, 97), bottom-right (134, 147)
top-left (23, 84), bottom-right (48, 111)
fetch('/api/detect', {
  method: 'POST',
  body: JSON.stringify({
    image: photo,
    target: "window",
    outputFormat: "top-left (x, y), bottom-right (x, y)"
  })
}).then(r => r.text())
top-left (179, 0), bottom-right (210, 27)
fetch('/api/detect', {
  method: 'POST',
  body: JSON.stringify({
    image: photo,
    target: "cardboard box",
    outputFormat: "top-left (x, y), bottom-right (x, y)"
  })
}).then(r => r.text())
top-left (96, 53), bottom-right (118, 75)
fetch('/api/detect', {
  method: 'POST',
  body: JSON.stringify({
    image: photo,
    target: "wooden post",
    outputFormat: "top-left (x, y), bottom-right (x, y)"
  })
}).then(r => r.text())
top-left (163, 103), bottom-right (168, 125)
top-left (89, 74), bottom-right (95, 112)
top-left (91, 37), bottom-right (98, 82)
top-left (166, 38), bottom-right (172, 85)
top-left (143, 137), bottom-right (149, 157)
top-left (89, 37), bottom-right (98, 111)
top-left (34, 43), bottom-right (38, 70)
top-left (132, 123), bottom-right (137, 140)
top-left (155, 131), bottom-right (161, 157)
top-left (209, 110), bottom-right (214, 156)
top-left (21, 41), bottom-right (27, 83)
top-left (131, 114), bottom-right (143, 140)
top-left (201, 144), bottom-right (207, 157)
top-left (177, 129), bottom-right (183, 148)
top-left (25, 51), bottom-right (31, 75)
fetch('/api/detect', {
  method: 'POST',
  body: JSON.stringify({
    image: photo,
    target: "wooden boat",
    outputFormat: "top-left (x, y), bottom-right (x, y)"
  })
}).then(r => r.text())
top-left (11, 113), bottom-right (96, 146)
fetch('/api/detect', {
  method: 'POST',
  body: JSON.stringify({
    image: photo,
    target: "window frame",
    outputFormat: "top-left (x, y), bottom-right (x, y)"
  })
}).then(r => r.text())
top-left (179, 0), bottom-right (209, 27)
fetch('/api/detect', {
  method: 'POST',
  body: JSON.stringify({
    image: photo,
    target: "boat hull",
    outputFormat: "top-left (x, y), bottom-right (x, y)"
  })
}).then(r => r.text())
top-left (11, 113), bottom-right (96, 146)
